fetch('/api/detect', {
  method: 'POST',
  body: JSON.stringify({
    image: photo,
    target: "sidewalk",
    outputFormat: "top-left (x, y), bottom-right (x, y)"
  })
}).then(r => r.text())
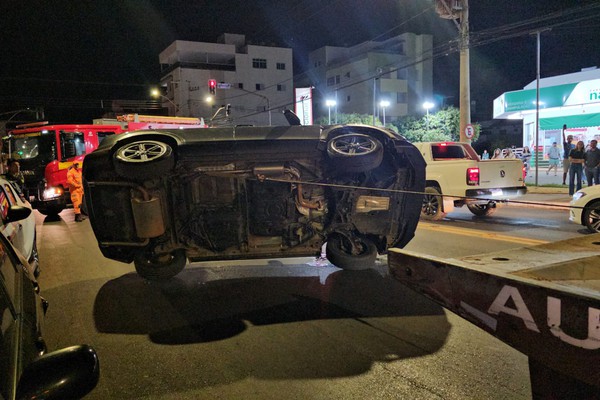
top-left (510, 167), bottom-right (573, 209)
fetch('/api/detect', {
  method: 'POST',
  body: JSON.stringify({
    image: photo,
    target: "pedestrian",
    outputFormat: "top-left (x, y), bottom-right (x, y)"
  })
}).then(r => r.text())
top-left (504, 148), bottom-right (517, 159)
top-left (481, 149), bottom-right (490, 160)
top-left (584, 139), bottom-right (600, 186)
top-left (67, 161), bottom-right (86, 222)
top-left (491, 148), bottom-right (503, 159)
top-left (520, 146), bottom-right (531, 175)
top-left (568, 140), bottom-right (585, 196)
top-left (562, 129), bottom-right (575, 185)
top-left (4, 159), bottom-right (26, 200)
top-left (546, 142), bottom-right (561, 176)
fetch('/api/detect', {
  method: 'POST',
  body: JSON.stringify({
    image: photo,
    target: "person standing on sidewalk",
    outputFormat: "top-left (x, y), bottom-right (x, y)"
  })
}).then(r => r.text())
top-left (546, 142), bottom-right (561, 176)
top-left (67, 161), bottom-right (86, 222)
top-left (568, 140), bottom-right (585, 196)
top-left (584, 139), bottom-right (600, 186)
top-left (562, 130), bottom-right (575, 185)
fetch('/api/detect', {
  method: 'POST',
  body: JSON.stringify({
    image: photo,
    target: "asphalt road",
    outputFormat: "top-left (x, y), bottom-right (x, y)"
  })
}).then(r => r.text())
top-left (34, 206), bottom-right (581, 399)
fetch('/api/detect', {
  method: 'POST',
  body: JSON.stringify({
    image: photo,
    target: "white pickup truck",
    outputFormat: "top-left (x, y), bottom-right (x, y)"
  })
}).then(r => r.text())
top-left (414, 142), bottom-right (527, 220)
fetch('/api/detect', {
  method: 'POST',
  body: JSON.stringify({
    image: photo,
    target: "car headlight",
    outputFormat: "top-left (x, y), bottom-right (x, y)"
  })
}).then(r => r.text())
top-left (572, 191), bottom-right (586, 202)
top-left (43, 187), bottom-right (63, 200)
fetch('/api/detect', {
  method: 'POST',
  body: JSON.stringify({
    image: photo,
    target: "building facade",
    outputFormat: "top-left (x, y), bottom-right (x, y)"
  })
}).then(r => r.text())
top-left (494, 67), bottom-right (600, 157)
top-left (158, 34), bottom-right (293, 126)
top-left (305, 33), bottom-right (433, 124)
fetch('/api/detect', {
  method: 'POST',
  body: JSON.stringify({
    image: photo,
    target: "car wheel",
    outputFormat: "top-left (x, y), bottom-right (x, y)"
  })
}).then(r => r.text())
top-left (134, 249), bottom-right (187, 281)
top-left (325, 234), bottom-right (377, 270)
top-left (467, 203), bottom-right (497, 217)
top-left (113, 140), bottom-right (175, 180)
top-left (327, 133), bottom-right (383, 173)
top-left (421, 186), bottom-right (446, 221)
top-left (583, 200), bottom-right (600, 233)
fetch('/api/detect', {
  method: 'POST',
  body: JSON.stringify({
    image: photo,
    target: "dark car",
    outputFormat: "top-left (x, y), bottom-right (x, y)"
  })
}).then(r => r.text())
top-left (0, 226), bottom-right (99, 399)
top-left (83, 123), bottom-right (425, 281)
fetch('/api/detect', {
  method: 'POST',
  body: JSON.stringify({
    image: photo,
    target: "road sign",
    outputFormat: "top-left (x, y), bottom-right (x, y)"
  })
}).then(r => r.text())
top-left (465, 124), bottom-right (474, 139)
top-left (217, 83), bottom-right (231, 89)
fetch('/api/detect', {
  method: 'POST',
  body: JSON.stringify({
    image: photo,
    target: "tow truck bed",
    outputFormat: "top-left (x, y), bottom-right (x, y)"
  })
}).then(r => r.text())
top-left (389, 234), bottom-right (600, 398)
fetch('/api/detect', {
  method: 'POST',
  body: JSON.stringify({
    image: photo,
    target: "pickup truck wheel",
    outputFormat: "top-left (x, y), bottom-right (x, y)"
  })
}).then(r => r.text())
top-left (113, 140), bottom-right (175, 180)
top-left (583, 200), bottom-right (600, 233)
top-left (325, 234), bottom-right (377, 270)
top-left (421, 187), bottom-right (446, 221)
top-left (327, 133), bottom-right (383, 173)
top-left (467, 203), bottom-right (497, 217)
top-left (134, 249), bottom-right (187, 281)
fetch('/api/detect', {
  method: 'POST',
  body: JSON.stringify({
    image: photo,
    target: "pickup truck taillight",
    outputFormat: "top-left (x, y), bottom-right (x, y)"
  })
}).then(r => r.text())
top-left (467, 167), bottom-right (479, 185)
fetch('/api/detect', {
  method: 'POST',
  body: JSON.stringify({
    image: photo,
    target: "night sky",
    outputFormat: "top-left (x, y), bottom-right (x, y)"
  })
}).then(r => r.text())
top-left (1, 0), bottom-right (598, 123)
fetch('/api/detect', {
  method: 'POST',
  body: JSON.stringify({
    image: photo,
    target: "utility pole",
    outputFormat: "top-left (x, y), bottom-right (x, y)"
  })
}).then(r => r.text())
top-left (458, 0), bottom-right (471, 143)
top-left (435, 0), bottom-right (471, 143)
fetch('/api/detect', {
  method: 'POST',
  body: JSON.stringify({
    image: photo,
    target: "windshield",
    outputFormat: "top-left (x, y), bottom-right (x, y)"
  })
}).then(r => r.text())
top-left (5, 133), bottom-right (56, 164)
top-left (10, 137), bottom-right (40, 160)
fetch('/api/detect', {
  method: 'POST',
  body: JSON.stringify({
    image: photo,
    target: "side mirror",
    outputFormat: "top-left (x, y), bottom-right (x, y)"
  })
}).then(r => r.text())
top-left (6, 206), bottom-right (32, 223)
top-left (16, 345), bottom-right (99, 400)
top-left (283, 109), bottom-right (301, 126)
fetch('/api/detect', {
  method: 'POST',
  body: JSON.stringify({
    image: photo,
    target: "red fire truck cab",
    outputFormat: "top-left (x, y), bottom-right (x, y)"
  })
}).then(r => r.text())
top-left (4, 115), bottom-right (205, 216)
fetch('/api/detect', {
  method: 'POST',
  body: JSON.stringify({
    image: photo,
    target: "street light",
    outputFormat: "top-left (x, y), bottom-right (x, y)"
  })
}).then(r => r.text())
top-left (150, 88), bottom-right (179, 115)
top-left (325, 99), bottom-right (336, 124)
top-left (423, 101), bottom-right (434, 133)
top-left (379, 100), bottom-right (390, 125)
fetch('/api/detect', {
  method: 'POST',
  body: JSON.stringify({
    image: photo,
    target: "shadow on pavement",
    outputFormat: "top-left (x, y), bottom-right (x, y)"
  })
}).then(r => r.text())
top-left (94, 266), bottom-right (448, 345)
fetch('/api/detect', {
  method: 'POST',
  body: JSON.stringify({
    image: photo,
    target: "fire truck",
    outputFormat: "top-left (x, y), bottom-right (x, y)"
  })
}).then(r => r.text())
top-left (3, 115), bottom-right (205, 215)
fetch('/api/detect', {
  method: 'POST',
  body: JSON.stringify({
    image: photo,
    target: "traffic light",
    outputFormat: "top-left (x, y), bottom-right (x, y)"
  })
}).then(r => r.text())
top-left (208, 79), bottom-right (217, 95)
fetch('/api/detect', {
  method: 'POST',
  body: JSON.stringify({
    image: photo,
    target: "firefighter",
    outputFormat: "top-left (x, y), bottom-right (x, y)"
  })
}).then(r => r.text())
top-left (67, 161), bottom-right (86, 222)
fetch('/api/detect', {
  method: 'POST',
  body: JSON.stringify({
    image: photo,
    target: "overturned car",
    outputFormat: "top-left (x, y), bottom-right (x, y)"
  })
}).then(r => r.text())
top-left (83, 124), bottom-right (425, 280)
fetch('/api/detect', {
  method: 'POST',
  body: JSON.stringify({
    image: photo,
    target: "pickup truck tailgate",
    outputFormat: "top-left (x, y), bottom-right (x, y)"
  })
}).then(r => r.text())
top-left (478, 158), bottom-right (525, 189)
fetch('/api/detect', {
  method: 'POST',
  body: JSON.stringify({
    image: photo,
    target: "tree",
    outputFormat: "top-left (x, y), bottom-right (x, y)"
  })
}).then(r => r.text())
top-left (315, 113), bottom-right (398, 133)
top-left (392, 107), bottom-right (480, 142)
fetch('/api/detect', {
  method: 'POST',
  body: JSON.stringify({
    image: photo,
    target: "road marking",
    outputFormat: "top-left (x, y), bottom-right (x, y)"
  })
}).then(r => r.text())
top-left (418, 222), bottom-right (549, 246)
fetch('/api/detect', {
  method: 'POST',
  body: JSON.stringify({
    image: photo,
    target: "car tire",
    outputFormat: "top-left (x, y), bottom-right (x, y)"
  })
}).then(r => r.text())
top-left (583, 200), bottom-right (600, 233)
top-left (113, 140), bottom-right (175, 180)
top-left (134, 249), bottom-right (187, 281)
top-left (327, 133), bottom-right (383, 173)
top-left (467, 203), bottom-right (497, 217)
top-left (325, 234), bottom-right (377, 270)
top-left (421, 186), bottom-right (446, 221)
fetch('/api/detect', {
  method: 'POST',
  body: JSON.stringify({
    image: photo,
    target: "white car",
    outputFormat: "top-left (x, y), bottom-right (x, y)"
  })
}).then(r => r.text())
top-left (0, 177), bottom-right (39, 276)
top-left (570, 184), bottom-right (600, 233)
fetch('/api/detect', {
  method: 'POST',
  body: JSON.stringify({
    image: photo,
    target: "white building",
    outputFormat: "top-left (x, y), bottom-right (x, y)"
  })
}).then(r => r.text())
top-left (306, 33), bottom-right (433, 123)
top-left (493, 67), bottom-right (600, 156)
top-left (158, 33), bottom-right (293, 126)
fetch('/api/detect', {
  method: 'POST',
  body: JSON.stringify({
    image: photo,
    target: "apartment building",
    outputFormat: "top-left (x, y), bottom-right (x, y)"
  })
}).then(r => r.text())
top-left (158, 33), bottom-right (293, 126)
top-left (305, 33), bottom-right (433, 123)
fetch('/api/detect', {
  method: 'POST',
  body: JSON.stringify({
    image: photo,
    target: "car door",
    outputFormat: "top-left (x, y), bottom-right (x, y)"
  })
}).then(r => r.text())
top-left (0, 182), bottom-right (34, 262)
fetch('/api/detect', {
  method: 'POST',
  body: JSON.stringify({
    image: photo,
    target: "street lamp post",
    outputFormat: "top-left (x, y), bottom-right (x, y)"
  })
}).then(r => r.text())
top-left (423, 101), bottom-right (434, 133)
top-left (379, 100), bottom-right (390, 125)
top-left (151, 88), bottom-right (179, 115)
top-left (325, 99), bottom-right (336, 124)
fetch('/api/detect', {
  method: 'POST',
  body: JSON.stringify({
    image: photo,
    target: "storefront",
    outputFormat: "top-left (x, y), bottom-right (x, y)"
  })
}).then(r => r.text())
top-left (493, 68), bottom-right (600, 156)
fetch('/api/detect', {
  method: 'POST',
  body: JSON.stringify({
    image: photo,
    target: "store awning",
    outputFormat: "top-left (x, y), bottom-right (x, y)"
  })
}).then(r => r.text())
top-left (539, 113), bottom-right (600, 130)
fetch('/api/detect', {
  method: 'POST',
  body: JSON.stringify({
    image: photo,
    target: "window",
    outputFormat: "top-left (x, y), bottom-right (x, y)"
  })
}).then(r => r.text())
top-left (397, 92), bottom-right (407, 103)
top-left (59, 131), bottom-right (86, 161)
top-left (327, 77), bottom-right (335, 87)
top-left (347, 95), bottom-right (351, 102)
top-left (276, 63), bottom-right (286, 70)
top-left (431, 145), bottom-right (468, 160)
top-left (277, 84), bottom-right (286, 91)
top-left (97, 131), bottom-right (116, 145)
top-left (255, 83), bottom-right (264, 91)
top-left (335, 75), bottom-right (340, 84)
top-left (345, 72), bottom-right (350, 78)
top-left (238, 83), bottom-right (244, 90)
top-left (252, 58), bottom-right (267, 69)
